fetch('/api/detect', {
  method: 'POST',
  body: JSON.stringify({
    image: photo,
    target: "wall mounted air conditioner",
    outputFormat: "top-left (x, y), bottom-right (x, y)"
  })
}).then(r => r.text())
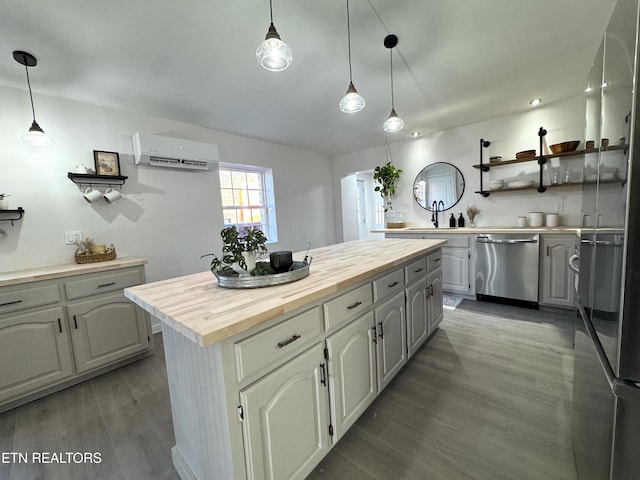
top-left (132, 132), bottom-right (219, 171)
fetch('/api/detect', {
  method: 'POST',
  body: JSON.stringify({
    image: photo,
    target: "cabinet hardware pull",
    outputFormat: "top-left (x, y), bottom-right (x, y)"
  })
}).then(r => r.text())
top-left (346, 301), bottom-right (362, 310)
top-left (57, 318), bottom-right (62, 333)
top-left (388, 281), bottom-right (399, 288)
top-left (96, 282), bottom-right (116, 288)
top-left (276, 334), bottom-right (301, 349)
top-left (319, 363), bottom-right (327, 386)
top-left (415, 267), bottom-right (424, 273)
top-left (430, 285), bottom-right (434, 296)
top-left (434, 258), bottom-right (441, 263)
top-left (546, 246), bottom-right (550, 256)
top-left (73, 315), bottom-right (78, 329)
top-left (0, 299), bottom-right (23, 307)
top-left (378, 322), bottom-right (384, 339)
top-left (371, 326), bottom-right (377, 343)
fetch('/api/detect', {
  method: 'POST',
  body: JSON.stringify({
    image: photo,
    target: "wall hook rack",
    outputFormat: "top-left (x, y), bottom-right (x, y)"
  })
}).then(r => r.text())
top-left (0, 207), bottom-right (25, 226)
top-left (67, 172), bottom-right (127, 188)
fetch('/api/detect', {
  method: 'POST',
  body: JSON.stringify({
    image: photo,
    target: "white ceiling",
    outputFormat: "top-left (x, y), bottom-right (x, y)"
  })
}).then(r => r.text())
top-left (0, 0), bottom-right (616, 156)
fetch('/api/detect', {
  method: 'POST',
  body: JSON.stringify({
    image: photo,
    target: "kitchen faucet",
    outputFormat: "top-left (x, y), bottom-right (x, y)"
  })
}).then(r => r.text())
top-left (431, 200), bottom-right (445, 228)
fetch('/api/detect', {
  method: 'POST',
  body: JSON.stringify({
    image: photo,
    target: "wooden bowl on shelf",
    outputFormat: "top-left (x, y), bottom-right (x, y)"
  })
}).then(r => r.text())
top-left (549, 141), bottom-right (580, 154)
top-left (515, 149), bottom-right (536, 159)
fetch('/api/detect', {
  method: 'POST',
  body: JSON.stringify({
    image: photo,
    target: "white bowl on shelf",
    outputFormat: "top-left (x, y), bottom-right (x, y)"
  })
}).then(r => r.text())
top-left (507, 180), bottom-right (534, 188)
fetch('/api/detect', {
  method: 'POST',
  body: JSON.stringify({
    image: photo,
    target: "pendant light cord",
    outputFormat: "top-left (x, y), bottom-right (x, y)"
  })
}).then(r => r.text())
top-left (389, 49), bottom-right (395, 109)
top-left (346, 0), bottom-right (353, 82)
top-left (269, 0), bottom-right (274, 24)
top-left (23, 58), bottom-right (36, 122)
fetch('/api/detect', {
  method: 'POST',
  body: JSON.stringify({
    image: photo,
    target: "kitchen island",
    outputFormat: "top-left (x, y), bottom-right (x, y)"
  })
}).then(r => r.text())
top-left (124, 238), bottom-right (445, 480)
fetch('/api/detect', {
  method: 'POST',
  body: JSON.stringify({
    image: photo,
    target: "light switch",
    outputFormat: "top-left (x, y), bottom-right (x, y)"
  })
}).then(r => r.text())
top-left (65, 231), bottom-right (82, 245)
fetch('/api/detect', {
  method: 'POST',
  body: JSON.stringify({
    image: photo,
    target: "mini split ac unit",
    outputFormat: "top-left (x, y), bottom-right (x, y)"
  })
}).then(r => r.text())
top-left (132, 132), bottom-right (219, 171)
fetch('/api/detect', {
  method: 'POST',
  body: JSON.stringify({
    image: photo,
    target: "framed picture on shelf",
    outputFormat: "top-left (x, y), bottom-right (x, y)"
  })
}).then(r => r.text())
top-left (93, 150), bottom-right (121, 176)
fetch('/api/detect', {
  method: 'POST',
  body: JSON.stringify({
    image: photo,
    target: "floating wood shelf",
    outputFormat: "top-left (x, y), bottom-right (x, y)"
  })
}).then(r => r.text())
top-left (0, 207), bottom-right (25, 226)
top-left (67, 172), bottom-right (128, 187)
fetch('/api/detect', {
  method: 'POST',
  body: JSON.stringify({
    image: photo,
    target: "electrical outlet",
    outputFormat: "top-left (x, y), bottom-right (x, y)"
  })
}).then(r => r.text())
top-left (65, 231), bottom-right (82, 245)
top-left (554, 201), bottom-right (564, 212)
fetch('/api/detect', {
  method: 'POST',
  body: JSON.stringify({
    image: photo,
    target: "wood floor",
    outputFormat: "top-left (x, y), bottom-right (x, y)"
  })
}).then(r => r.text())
top-left (0, 300), bottom-right (576, 480)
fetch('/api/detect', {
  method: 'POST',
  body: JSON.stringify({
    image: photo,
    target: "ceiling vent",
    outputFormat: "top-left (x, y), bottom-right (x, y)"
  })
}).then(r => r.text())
top-left (132, 132), bottom-right (219, 171)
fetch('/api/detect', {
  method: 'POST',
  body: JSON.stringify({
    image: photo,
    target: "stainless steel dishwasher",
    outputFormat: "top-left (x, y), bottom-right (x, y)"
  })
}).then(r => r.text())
top-left (475, 233), bottom-right (540, 308)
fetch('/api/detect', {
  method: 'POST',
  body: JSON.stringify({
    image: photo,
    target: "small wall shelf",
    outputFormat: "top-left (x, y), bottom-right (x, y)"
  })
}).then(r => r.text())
top-left (0, 207), bottom-right (25, 226)
top-left (67, 172), bottom-right (128, 188)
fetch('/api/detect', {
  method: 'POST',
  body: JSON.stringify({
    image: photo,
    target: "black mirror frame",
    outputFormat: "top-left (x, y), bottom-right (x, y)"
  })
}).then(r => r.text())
top-left (413, 162), bottom-right (465, 212)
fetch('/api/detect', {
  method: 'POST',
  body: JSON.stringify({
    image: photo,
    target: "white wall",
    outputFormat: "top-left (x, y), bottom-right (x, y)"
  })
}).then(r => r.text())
top-left (0, 85), bottom-right (336, 284)
top-left (332, 96), bottom-right (587, 240)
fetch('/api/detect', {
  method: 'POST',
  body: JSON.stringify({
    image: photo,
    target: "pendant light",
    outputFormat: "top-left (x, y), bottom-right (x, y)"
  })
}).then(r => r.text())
top-left (382, 35), bottom-right (404, 133)
top-left (256, 0), bottom-right (292, 72)
top-left (13, 50), bottom-right (54, 147)
top-left (339, 0), bottom-right (365, 113)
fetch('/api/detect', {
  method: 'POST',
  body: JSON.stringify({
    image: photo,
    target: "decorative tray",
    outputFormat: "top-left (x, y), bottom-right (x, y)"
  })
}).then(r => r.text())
top-left (214, 258), bottom-right (311, 289)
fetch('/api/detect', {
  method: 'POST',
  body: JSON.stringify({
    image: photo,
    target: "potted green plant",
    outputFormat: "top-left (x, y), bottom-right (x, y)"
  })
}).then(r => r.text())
top-left (203, 226), bottom-right (268, 276)
top-left (373, 161), bottom-right (404, 227)
top-left (0, 193), bottom-right (10, 210)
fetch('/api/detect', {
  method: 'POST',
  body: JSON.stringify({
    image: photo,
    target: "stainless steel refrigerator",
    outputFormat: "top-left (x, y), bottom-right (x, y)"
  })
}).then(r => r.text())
top-left (572, 0), bottom-right (640, 478)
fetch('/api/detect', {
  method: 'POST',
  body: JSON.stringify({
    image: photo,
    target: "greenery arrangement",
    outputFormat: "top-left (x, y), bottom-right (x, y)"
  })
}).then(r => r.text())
top-left (202, 226), bottom-right (269, 275)
top-left (373, 161), bottom-right (403, 212)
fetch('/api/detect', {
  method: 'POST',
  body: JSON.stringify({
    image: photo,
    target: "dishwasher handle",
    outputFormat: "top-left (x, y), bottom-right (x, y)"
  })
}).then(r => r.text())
top-left (476, 237), bottom-right (538, 244)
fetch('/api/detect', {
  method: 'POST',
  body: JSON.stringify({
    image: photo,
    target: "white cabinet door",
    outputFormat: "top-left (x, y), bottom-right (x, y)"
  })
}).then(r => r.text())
top-left (374, 292), bottom-right (407, 391)
top-left (406, 277), bottom-right (429, 357)
top-left (540, 235), bottom-right (575, 308)
top-left (325, 311), bottom-right (376, 441)
top-left (428, 269), bottom-right (444, 332)
top-left (240, 343), bottom-right (330, 480)
top-left (67, 293), bottom-right (149, 374)
top-left (0, 307), bottom-right (74, 403)
top-left (441, 248), bottom-right (470, 293)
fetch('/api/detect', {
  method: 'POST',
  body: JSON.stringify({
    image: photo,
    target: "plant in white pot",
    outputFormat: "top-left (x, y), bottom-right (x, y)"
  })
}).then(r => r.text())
top-left (202, 226), bottom-right (268, 277)
top-left (0, 194), bottom-right (9, 210)
top-left (373, 161), bottom-right (404, 228)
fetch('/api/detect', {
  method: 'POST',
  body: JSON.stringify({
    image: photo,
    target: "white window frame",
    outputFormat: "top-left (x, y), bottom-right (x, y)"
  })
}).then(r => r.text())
top-left (218, 163), bottom-right (278, 243)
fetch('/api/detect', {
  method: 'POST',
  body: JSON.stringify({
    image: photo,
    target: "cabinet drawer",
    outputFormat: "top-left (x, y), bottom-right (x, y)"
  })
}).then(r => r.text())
top-left (0, 282), bottom-right (61, 315)
top-left (440, 236), bottom-right (470, 248)
top-left (64, 268), bottom-right (143, 300)
top-left (427, 250), bottom-right (443, 273)
top-left (234, 306), bottom-right (323, 383)
top-left (373, 268), bottom-right (405, 302)
top-left (405, 257), bottom-right (427, 285)
top-left (323, 283), bottom-right (373, 331)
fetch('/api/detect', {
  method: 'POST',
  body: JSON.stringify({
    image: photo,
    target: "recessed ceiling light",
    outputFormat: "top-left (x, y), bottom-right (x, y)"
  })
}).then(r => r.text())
top-left (411, 131), bottom-right (421, 137)
top-left (529, 98), bottom-right (542, 106)
top-left (585, 86), bottom-right (592, 93)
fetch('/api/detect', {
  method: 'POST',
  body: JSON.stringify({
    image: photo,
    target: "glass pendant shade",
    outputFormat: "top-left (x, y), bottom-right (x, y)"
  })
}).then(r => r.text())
top-left (383, 108), bottom-right (404, 133)
top-left (256, 23), bottom-right (292, 71)
top-left (339, 82), bottom-right (365, 113)
top-left (22, 120), bottom-right (54, 147)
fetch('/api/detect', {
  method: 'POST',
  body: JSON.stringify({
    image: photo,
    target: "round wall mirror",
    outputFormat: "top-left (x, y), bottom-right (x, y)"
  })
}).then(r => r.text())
top-left (413, 162), bottom-right (465, 211)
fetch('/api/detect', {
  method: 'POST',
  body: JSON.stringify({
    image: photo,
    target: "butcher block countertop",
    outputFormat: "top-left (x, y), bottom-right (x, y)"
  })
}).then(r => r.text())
top-left (0, 256), bottom-right (148, 287)
top-left (124, 238), bottom-right (446, 347)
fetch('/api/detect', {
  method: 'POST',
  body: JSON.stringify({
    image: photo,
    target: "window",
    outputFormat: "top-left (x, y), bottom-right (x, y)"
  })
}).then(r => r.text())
top-left (219, 165), bottom-right (278, 242)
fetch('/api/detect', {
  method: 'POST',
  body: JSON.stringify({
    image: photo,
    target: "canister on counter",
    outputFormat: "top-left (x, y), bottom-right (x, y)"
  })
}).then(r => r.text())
top-left (545, 213), bottom-right (560, 227)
